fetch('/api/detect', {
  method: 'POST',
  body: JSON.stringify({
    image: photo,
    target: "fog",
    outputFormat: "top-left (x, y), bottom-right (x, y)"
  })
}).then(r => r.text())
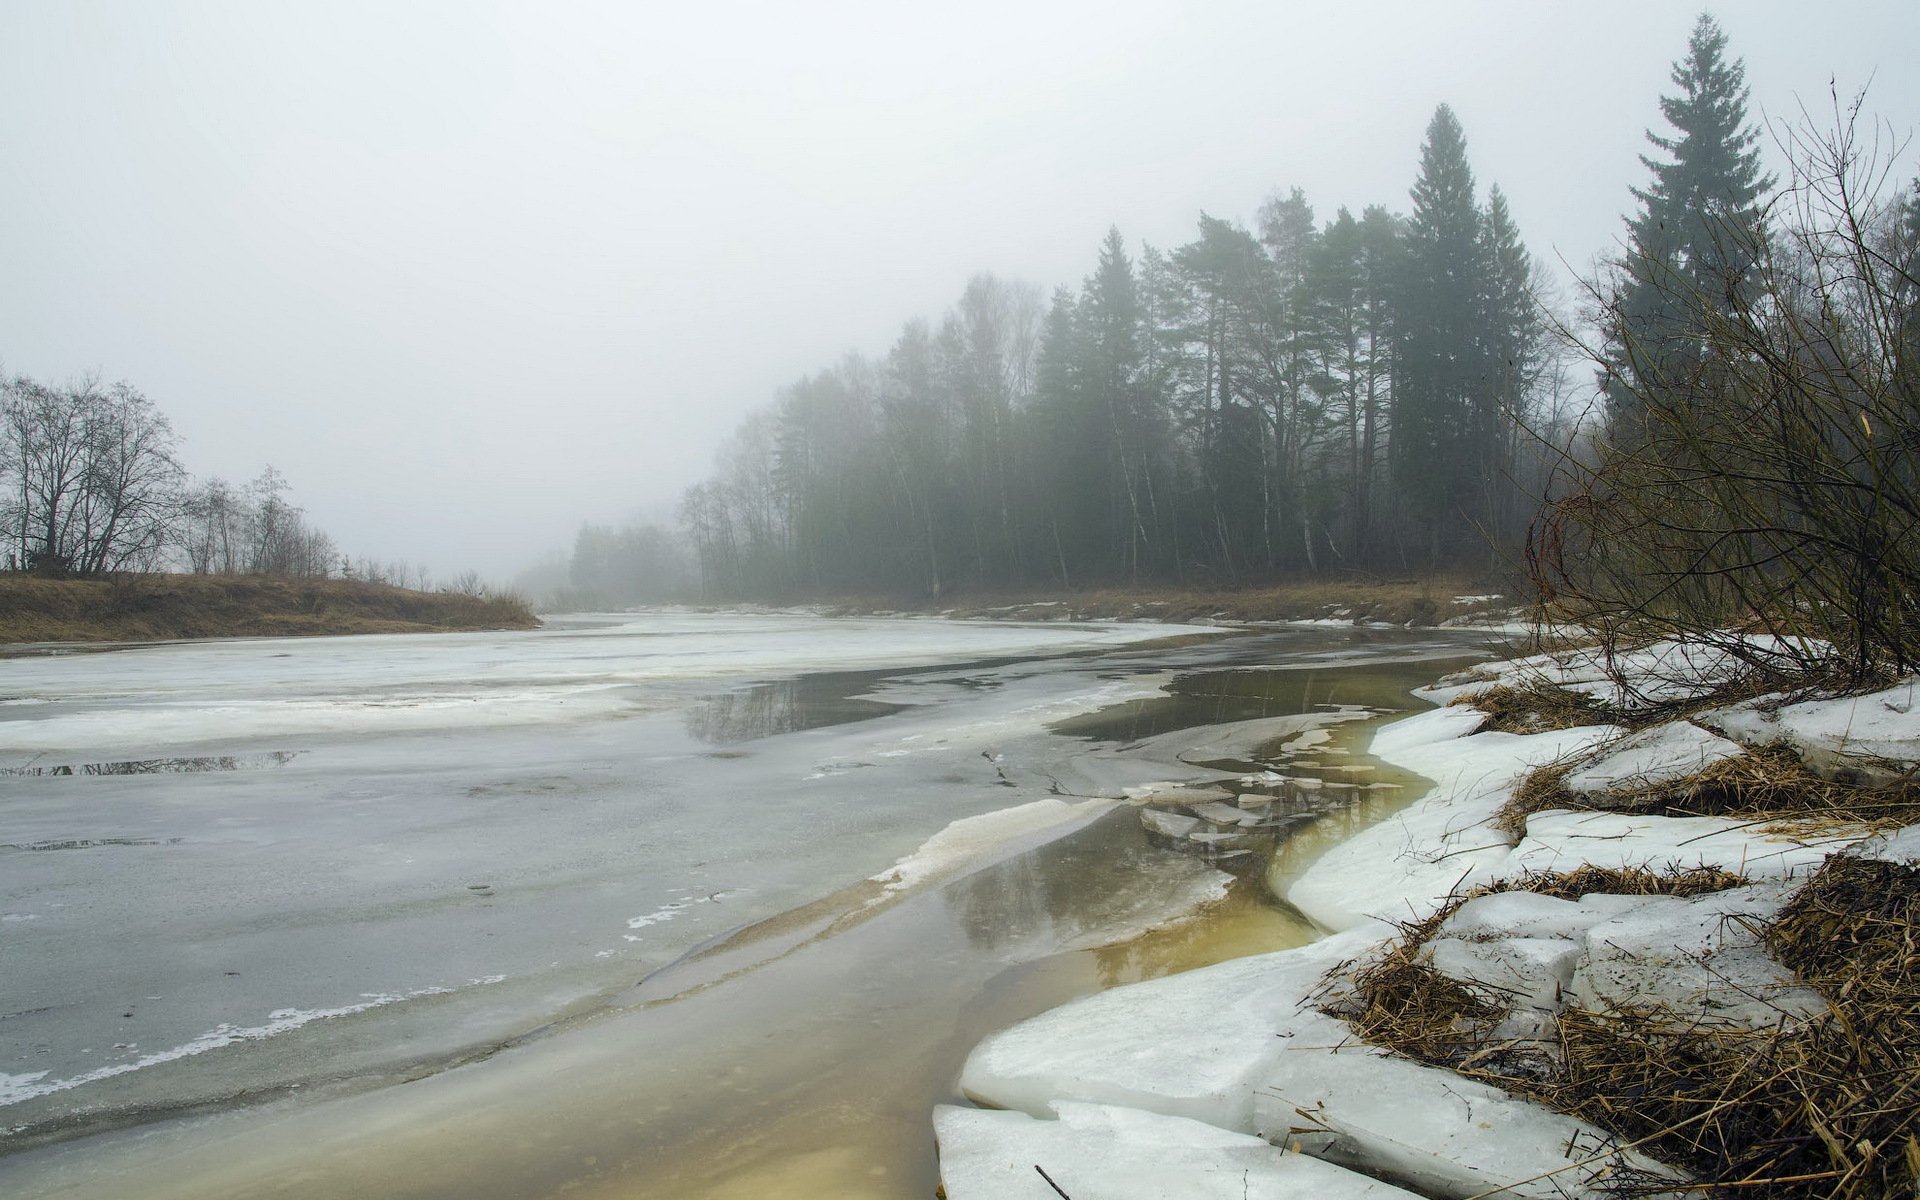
top-left (2, 1), bottom-right (1914, 581)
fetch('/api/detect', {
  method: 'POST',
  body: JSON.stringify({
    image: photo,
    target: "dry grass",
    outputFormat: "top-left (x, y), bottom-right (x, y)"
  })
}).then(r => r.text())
top-left (1333, 866), bottom-right (1748, 1070)
top-left (0, 573), bottom-right (538, 645)
top-left (1497, 744), bottom-right (1920, 841)
top-left (821, 573), bottom-right (1520, 627)
top-left (1328, 855), bottom-right (1920, 1199)
top-left (1454, 682), bottom-right (1618, 734)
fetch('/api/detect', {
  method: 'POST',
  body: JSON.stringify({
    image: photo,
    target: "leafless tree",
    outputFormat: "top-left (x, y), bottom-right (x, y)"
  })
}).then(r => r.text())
top-left (446, 569), bottom-right (487, 597)
top-left (1530, 96), bottom-right (1920, 683)
top-left (1, 374), bottom-right (184, 574)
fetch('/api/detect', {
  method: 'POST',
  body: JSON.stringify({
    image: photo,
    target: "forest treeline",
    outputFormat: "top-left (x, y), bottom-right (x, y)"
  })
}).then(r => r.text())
top-left (666, 15), bottom-right (1919, 621)
top-left (679, 101), bottom-right (1552, 600)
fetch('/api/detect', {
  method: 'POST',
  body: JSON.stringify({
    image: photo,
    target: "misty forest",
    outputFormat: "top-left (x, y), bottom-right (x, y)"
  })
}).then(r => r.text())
top-left (6, 15), bottom-right (1917, 653)
top-left (655, 15), bottom-right (1920, 656)
top-left (10, 11), bottom-right (1920, 1200)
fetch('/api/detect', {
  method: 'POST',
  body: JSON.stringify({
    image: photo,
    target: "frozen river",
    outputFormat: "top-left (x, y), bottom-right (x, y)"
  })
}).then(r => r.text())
top-left (0, 610), bottom-right (1494, 1197)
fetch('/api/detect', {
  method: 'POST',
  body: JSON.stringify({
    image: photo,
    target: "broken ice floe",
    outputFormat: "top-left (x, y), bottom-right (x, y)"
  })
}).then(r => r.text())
top-left (942, 643), bottom-right (1920, 1199)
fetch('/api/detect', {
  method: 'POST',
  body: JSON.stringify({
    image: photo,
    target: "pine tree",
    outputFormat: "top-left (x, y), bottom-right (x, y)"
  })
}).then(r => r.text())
top-left (1078, 228), bottom-right (1159, 581)
top-left (1169, 215), bottom-right (1273, 575)
top-left (1475, 184), bottom-right (1542, 548)
top-left (1607, 13), bottom-right (1773, 425)
top-left (1393, 104), bottom-right (1488, 561)
top-left (1253, 187), bottom-right (1326, 569)
top-left (1030, 285), bottom-right (1097, 585)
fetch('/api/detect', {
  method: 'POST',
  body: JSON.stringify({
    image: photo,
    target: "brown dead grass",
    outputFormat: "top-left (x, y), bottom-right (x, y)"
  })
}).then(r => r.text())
top-left (0, 573), bottom-right (538, 645)
top-left (1333, 866), bottom-right (1749, 1070)
top-left (1329, 855), bottom-right (1920, 1199)
top-left (1454, 682), bottom-right (1618, 734)
top-left (820, 574), bottom-right (1520, 628)
top-left (1497, 744), bottom-right (1920, 841)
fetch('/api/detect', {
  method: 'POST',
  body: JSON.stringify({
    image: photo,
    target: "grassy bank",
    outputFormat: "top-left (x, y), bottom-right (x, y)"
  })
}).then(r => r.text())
top-left (815, 575), bottom-right (1520, 627)
top-left (0, 574), bottom-right (540, 645)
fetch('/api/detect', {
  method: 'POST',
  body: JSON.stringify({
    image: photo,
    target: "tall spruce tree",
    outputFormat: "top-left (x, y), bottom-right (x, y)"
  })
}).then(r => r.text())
top-left (1170, 215), bottom-right (1273, 575)
top-left (1393, 104), bottom-right (1489, 561)
top-left (1253, 187), bottom-right (1326, 569)
top-left (1030, 286), bottom-right (1098, 586)
top-left (1606, 13), bottom-right (1773, 426)
top-left (1475, 184), bottom-right (1543, 550)
top-left (1078, 228), bottom-right (1159, 581)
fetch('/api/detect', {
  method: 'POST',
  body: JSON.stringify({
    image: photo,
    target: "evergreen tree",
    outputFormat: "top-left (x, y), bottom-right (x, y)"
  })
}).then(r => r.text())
top-left (1170, 215), bottom-right (1274, 576)
top-left (1078, 228), bottom-right (1160, 581)
top-left (1308, 205), bottom-right (1400, 563)
top-left (1475, 184), bottom-right (1543, 549)
top-left (880, 320), bottom-right (957, 596)
top-left (1393, 104), bottom-right (1488, 561)
top-left (1252, 187), bottom-right (1326, 569)
top-left (1607, 13), bottom-right (1773, 425)
top-left (1030, 285), bottom-right (1097, 585)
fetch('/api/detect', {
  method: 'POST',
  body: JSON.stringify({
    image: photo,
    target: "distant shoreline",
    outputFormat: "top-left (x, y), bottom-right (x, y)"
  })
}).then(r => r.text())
top-left (806, 575), bottom-right (1520, 629)
top-left (0, 574), bottom-right (539, 645)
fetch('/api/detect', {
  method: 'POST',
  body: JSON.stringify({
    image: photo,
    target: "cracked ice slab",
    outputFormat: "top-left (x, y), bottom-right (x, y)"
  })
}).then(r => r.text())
top-left (1703, 678), bottom-right (1920, 785)
top-left (1570, 881), bottom-right (1827, 1028)
top-left (1562, 722), bottom-right (1747, 795)
top-left (1253, 1046), bottom-right (1684, 1199)
top-left (934, 1101), bottom-right (1423, 1200)
top-left (957, 925), bottom-right (1389, 1134)
top-left (1288, 710), bottom-right (1618, 931)
top-left (1511, 809), bottom-right (1860, 880)
top-left (1852, 822), bottom-right (1920, 865)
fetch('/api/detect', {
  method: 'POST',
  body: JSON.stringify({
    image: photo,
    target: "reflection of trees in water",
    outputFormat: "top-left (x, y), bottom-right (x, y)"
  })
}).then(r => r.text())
top-left (1265, 786), bottom-right (1413, 894)
top-left (944, 817), bottom-right (1152, 948)
top-left (685, 681), bottom-right (804, 744)
top-left (683, 677), bottom-right (900, 745)
top-left (947, 783), bottom-right (1393, 986)
top-left (1058, 663), bottom-right (1429, 744)
top-left (943, 818), bottom-right (1202, 959)
top-left (1091, 907), bottom-right (1233, 989)
top-left (946, 670), bottom-right (1435, 989)
top-left (1, 750), bottom-right (301, 776)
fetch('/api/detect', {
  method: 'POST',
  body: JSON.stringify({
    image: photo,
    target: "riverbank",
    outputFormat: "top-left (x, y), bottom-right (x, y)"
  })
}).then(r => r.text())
top-left (0, 574), bottom-right (538, 644)
top-left (941, 640), bottom-right (1920, 1199)
top-left (810, 575), bottom-right (1522, 628)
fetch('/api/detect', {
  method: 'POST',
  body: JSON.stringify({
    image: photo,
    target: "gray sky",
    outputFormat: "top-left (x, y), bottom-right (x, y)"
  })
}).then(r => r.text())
top-left (3, 1), bottom-right (1916, 581)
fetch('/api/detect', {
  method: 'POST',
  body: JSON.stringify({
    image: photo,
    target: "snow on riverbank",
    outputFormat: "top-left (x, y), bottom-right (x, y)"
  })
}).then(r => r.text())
top-left (938, 641), bottom-right (1920, 1199)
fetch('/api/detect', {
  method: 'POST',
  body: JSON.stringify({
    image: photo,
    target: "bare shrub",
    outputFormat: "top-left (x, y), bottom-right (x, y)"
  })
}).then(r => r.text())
top-left (1531, 100), bottom-right (1920, 686)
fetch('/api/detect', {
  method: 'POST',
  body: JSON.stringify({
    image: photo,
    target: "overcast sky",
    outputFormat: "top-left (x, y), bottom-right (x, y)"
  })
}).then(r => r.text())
top-left (3, 2), bottom-right (1916, 581)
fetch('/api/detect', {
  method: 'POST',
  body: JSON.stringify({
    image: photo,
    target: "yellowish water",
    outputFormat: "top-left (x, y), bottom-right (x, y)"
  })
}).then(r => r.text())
top-left (6, 663), bottom-right (1454, 1200)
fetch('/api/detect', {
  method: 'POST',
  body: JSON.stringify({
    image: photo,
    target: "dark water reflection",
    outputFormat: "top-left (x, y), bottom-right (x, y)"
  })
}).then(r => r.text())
top-left (947, 810), bottom-right (1213, 956)
top-left (0, 751), bottom-right (302, 776)
top-left (1051, 661), bottom-right (1451, 743)
top-left (683, 675), bottom-right (903, 744)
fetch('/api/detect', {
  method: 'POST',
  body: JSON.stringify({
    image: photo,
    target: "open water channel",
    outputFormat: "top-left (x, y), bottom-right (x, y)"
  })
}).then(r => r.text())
top-left (0, 611), bottom-right (1497, 1198)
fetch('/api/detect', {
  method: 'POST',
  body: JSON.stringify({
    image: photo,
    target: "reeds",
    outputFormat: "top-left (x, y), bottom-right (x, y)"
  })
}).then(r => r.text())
top-left (1498, 744), bottom-right (1920, 841)
top-left (1454, 683), bottom-right (1618, 735)
top-left (1327, 856), bottom-right (1920, 1198)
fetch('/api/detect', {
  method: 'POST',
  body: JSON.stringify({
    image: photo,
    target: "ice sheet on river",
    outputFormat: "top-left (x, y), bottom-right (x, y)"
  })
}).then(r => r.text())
top-left (0, 611), bottom-right (1217, 757)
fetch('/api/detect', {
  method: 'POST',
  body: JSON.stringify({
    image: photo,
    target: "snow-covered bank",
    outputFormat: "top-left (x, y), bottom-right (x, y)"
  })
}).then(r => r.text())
top-left (938, 642), bottom-right (1920, 1199)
